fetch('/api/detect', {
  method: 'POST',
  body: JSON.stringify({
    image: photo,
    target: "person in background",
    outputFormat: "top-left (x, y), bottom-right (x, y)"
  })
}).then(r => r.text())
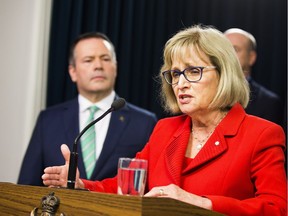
top-left (18, 32), bottom-right (157, 186)
top-left (42, 25), bottom-right (286, 216)
top-left (224, 28), bottom-right (284, 126)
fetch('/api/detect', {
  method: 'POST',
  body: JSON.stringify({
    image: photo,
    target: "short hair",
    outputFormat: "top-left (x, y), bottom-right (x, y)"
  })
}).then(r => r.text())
top-left (68, 32), bottom-right (117, 66)
top-left (159, 24), bottom-right (250, 114)
top-left (224, 28), bottom-right (257, 51)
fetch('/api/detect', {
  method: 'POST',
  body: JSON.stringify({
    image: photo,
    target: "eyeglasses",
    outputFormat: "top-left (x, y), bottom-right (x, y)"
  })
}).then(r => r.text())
top-left (162, 66), bottom-right (216, 85)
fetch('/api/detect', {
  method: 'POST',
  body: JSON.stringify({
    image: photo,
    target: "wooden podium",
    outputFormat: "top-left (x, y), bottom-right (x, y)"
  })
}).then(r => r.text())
top-left (0, 182), bottom-right (223, 215)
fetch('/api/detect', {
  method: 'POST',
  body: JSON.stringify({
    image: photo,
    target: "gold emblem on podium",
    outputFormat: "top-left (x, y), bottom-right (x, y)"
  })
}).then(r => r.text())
top-left (30, 192), bottom-right (65, 216)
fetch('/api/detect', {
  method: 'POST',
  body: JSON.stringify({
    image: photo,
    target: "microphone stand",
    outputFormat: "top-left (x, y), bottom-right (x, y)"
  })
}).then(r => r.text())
top-left (67, 108), bottom-right (113, 189)
top-left (66, 98), bottom-right (125, 189)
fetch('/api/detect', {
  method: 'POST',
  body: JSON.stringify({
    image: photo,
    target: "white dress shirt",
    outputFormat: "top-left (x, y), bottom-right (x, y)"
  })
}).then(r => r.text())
top-left (78, 91), bottom-right (116, 161)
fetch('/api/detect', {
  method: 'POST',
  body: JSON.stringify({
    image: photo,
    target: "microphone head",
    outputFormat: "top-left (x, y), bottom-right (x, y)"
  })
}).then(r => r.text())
top-left (111, 98), bottom-right (126, 111)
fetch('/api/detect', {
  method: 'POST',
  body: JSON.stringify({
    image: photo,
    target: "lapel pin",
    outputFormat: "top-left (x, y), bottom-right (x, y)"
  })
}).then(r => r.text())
top-left (119, 116), bottom-right (125, 122)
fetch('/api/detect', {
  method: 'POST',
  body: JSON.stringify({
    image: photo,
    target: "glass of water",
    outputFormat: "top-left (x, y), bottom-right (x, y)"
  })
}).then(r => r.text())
top-left (117, 158), bottom-right (148, 196)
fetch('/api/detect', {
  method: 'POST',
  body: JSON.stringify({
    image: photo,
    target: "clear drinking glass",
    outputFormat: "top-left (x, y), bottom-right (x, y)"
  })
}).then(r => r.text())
top-left (117, 158), bottom-right (148, 196)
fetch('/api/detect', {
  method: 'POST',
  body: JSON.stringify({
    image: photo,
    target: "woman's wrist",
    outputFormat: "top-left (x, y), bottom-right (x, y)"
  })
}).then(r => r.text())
top-left (201, 197), bottom-right (212, 210)
top-left (76, 179), bottom-right (85, 189)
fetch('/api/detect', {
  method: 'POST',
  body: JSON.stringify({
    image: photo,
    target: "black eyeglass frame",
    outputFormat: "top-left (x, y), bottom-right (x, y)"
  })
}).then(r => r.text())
top-left (162, 66), bottom-right (216, 85)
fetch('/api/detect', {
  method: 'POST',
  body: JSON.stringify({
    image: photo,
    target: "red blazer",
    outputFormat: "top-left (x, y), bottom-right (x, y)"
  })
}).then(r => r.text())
top-left (83, 103), bottom-right (287, 216)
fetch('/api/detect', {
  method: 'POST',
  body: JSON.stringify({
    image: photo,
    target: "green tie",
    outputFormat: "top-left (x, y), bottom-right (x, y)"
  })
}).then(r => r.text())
top-left (81, 106), bottom-right (99, 179)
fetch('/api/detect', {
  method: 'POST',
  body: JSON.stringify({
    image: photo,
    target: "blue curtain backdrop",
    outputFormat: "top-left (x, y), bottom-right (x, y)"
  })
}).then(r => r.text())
top-left (46, 0), bottom-right (287, 124)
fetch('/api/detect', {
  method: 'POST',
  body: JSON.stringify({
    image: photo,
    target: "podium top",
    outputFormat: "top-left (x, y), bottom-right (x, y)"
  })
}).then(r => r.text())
top-left (0, 182), bottom-right (223, 216)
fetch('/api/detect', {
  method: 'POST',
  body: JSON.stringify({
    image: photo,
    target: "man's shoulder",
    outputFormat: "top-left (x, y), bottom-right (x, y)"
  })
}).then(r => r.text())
top-left (125, 102), bottom-right (157, 119)
top-left (43, 98), bottom-right (77, 112)
top-left (38, 98), bottom-right (78, 120)
top-left (249, 79), bottom-right (280, 100)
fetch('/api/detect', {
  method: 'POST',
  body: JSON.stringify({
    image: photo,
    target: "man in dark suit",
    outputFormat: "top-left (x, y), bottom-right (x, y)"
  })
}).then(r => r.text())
top-left (18, 32), bottom-right (157, 186)
top-left (224, 28), bottom-right (284, 126)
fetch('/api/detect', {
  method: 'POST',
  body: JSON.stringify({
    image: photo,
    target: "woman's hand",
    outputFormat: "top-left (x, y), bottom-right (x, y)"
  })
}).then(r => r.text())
top-left (42, 144), bottom-right (84, 189)
top-left (144, 184), bottom-right (212, 210)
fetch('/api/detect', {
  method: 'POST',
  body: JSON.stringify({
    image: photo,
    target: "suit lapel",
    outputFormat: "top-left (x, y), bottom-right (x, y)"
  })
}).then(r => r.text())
top-left (164, 116), bottom-right (191, 185)
top-left (62, 99), bottom-right (80, 148)
top-left (92, 105), bottom-right (130, 176)
top-left (62, 99), bottom-right (87, 178)
top-left (163, 111), bottom-right (237, 183)
top-left (182, 104), bottom-right (244, 174)
top-left (182, 130), bottom-right (227, 174)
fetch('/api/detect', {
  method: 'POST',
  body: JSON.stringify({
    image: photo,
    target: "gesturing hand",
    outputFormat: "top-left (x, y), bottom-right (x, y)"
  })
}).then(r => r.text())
top-left (42, 144), bottom-right (83, 189)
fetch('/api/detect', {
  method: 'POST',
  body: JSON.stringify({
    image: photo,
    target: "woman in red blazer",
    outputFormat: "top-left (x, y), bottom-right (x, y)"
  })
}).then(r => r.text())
top-left (43, 25), bottom-right (286, 216)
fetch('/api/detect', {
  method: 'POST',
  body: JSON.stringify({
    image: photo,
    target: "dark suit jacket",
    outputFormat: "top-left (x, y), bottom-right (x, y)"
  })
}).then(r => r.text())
top-left (246, 79), bottom-right (284, 126)
top-left (18, 97), bottom-right (157, 186)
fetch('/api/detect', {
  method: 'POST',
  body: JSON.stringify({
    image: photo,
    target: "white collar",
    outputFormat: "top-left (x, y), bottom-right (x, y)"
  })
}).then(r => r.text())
top-left (78, 91), bottom-right (116, 113)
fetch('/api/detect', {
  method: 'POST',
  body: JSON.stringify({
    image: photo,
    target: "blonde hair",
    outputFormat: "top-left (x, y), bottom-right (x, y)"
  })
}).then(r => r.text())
top-left (160, 25), bottom-right (250, 114)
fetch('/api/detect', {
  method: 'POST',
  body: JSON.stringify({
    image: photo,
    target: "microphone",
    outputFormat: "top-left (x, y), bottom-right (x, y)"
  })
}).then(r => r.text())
top-left (67, 98), bottom-right (126, 189)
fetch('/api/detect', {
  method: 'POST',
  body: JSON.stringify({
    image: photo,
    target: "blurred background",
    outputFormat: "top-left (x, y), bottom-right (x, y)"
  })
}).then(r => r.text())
top-left (0, 0), bottom-right (286, 183)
